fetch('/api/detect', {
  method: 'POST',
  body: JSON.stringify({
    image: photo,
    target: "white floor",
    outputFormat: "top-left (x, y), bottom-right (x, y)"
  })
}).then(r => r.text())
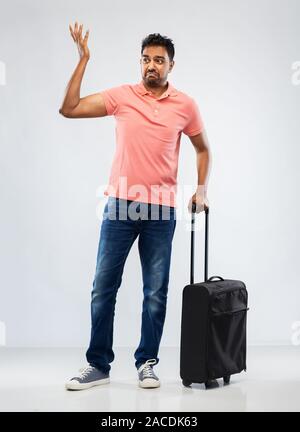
top-left (0, 346), bottom-right (299, 412)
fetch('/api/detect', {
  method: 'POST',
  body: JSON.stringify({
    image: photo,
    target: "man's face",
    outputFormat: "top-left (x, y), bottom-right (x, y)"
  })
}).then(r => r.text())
top-left (140, 45), bottom-right (174, 87)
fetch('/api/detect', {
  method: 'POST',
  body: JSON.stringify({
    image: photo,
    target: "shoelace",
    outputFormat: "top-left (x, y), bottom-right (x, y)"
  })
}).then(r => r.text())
top-left (141, 359), bottom-right (157, 378)
top-left (78, 365), bottom-right (95, 378)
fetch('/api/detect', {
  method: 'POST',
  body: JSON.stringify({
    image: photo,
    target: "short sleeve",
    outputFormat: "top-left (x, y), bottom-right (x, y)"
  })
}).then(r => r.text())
top-left (182, 98), bottom-right (204, 136)
top-left (100, 85), bottom-right (124, 116)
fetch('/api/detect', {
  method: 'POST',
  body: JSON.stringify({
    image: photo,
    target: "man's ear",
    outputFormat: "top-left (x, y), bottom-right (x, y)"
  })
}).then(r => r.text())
top-left (169, 60), bottom-right (175, 72)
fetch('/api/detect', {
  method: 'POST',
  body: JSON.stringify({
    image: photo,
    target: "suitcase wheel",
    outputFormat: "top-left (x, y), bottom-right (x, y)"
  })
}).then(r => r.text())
top-left (223, 375), bottom-right (231, 385)
top-left (182, 379), bottom-right (192, 387)
top-left (205, 379), bottom-right (219, 389)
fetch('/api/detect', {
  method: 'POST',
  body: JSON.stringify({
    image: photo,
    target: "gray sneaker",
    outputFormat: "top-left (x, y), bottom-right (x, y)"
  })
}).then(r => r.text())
top-left (65, 365), bottom-right (110, 391)
top-left (138, 359), bottom-right (160, 388)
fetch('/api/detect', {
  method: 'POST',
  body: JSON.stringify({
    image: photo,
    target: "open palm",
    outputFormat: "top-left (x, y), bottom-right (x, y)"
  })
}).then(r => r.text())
top-left (69, 21), bottom-right (90, 59)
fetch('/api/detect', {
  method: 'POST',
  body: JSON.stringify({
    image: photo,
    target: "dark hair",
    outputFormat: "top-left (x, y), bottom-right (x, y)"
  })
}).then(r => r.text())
top-left (141, 33), bottom-right (175, 62)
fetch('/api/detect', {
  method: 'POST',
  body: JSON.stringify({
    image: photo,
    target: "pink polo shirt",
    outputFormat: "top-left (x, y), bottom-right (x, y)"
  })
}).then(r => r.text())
top-left (101, 80), bottom-right (204, 207)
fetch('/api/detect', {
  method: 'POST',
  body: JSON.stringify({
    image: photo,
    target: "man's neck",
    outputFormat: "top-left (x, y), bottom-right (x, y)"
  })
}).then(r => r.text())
top-left (143, 81), bottom-right (169, 98)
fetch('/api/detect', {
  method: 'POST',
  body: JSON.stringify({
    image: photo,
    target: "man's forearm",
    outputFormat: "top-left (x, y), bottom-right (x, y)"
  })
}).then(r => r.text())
top-left (59, 56), bottom-right (89, 114)
top-left (196, 149), bottom-right (211, 194)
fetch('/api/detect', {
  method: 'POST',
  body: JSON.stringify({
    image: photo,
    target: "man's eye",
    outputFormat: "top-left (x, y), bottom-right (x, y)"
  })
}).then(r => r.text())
top-left (142, 58), bottom-right (164, 64)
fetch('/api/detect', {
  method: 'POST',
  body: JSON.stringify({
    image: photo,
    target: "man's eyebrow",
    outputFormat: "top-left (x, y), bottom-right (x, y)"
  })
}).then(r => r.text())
top-left (142, 55), bottom-right (166, 59)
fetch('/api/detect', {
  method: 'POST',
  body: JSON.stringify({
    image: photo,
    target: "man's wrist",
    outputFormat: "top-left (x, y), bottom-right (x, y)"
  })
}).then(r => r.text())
top-left (196, 185), bottom-right (207, 195)
top-left (79, 55), bottom-right (90, 64)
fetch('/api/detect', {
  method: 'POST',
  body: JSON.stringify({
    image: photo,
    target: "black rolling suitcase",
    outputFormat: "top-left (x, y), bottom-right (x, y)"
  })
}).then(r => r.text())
top-left (180, 203), bottom-right (248, 388)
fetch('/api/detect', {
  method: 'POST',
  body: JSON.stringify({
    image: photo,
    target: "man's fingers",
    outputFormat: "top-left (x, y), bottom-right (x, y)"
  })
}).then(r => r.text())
top-left (84, 29), bottom-right (89, 39)
top-left (188, 196), bottom-right (209, 214)
top-left (78, 24), bottom-right (83, 41)
top-left (69, 24), bottom-right (76, 42)
top-left (74, 22), bottom-right (79, 41)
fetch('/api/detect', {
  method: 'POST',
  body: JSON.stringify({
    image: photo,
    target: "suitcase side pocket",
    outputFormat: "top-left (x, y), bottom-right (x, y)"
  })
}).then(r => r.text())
top-left (207, 308), bottom-right (248, 379)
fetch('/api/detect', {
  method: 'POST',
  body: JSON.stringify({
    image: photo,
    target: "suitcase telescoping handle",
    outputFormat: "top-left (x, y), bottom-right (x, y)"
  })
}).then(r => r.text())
top-left (190, 202), bottom-right (224, 285)
top-left (190, 202), bottom-right (208, 284)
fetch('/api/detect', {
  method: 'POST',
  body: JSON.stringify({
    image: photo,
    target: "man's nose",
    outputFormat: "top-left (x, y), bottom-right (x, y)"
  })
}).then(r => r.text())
top-left (147, 60), bottom-right (156, 70)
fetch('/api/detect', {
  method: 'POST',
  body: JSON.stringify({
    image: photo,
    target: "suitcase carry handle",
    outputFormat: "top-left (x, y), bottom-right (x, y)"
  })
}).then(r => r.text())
top-left (190, 201), bottom-right (209, 284)
top-left (207, 276), bottom-right (224, 282)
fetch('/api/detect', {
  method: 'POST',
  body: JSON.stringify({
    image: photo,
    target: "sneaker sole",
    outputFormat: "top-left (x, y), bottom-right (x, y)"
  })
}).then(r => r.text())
top-left (139, 379), bottom-right (160, 389)
top-left (65, 377), bottom-right (110, 391)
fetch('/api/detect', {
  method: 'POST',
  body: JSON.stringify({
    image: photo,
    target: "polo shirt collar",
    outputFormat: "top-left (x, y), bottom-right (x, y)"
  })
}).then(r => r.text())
top-left (136, 80), bottom-right (178, 97)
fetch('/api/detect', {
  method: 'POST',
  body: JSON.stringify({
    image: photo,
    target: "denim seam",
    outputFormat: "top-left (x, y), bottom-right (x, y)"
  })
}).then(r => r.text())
top-left (105, 231), bottom-right (138, 363)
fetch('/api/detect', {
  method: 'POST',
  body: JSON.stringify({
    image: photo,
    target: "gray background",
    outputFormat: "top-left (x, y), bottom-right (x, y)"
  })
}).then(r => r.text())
top-left (0, 0), bottom-right (299, 347)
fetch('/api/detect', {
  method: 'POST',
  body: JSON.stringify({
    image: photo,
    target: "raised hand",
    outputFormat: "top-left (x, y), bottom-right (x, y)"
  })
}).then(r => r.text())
top-left (69, 21), bottom-right (90, 60)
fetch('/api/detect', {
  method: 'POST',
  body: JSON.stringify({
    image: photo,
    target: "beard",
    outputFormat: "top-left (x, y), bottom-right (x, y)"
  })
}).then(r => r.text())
top-left (145, 73), bottom-right (161, 87)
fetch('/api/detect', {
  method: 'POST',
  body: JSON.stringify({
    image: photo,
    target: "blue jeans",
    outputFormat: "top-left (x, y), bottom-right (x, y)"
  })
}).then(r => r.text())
top-left (86, 197), bottom-right (177, 373)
